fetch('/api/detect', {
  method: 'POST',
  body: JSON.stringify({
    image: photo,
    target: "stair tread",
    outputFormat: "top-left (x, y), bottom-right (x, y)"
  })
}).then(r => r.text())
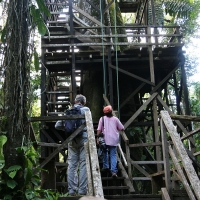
top-left (47, 102), bottom-right (70, 105)
top-left (103, 186), bottom-right (129, 189)
top-left (46, 60), bottom-right (70, 65)
top-left (46, 91), bottom-right (71, 94)
top-left (102, 177), bottom-right (125, 180)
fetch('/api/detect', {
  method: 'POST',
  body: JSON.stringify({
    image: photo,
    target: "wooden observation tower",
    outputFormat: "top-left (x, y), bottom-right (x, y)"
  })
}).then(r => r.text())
top-left (32, 0), bottom-right (200, 199)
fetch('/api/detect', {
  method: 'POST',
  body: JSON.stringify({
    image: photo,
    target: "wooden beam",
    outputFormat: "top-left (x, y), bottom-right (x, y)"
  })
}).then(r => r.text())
top-left (30, 115), bottom-right (85, 122)
top-left (181, 127), bottom-right (200, 141)
top-left (169, 146), bottom-right (196, 200)
top-left (120, 81), bottom-right (146, 109)
top-left (37, 142), bottom-right (61, 148)
top-left (150, 65), bottom-right (180, 95)
top-left (38, 124), bottom-right (86, 169)
top-left (124, 93), bottom-right (158, 129)
top-left (194, 151), bottom-right (200, 156)
top-left (131, 162), bottom-right (150, 177)
top-left (109, 64), bottom-right (154, 86)
top-left (129, 142), bottom-right (162, 148)
top-left (72, 5), bottom-right (105, 27)
top-left (86, 0), bottom-right (99, 12)
top-left (161, 188), bottom-right (171, 200)
top-left (161, 111), bottom-right (200, 199)
top-left (170, 114), bottom-right (200, 122)
top-left (131, 161), bottom-right (164, 164)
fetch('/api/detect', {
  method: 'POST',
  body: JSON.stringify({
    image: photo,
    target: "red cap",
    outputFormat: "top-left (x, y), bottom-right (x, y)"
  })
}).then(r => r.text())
top-left (103, 105), bottom-right (112, 114)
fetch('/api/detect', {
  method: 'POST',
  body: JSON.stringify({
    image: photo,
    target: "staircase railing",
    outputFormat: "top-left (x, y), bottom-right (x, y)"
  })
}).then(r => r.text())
top-left (160, 110), bottom-right (200, 200)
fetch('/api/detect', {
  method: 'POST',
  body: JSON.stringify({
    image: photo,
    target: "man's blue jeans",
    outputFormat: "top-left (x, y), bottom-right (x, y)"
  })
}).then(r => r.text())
top-left (67, 136), bottom-right (88, 195)
top-left (103, 145), bottom-right (118, 173)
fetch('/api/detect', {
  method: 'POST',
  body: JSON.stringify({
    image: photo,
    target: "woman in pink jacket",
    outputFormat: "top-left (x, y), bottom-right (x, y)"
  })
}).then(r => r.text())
top-left (97, 105), bottom-right (124, 177)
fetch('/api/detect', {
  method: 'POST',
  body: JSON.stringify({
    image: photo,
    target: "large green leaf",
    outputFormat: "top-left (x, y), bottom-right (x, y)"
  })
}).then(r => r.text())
top-left (0, 135), bottom-right (7, 169)
top-left (34, 49), bottom-right (40, 72)
top-left (35, 0), bottom-right (51, 17)
top-left (24, 168), bottom-right (33, 185)
top-left (7, 180), bottom-right (17, 189)
top-left (4, 165), bottom-right (21, 179)
top-left (30, 5), bottom-right (48, 36)
top-left (0, 25), bottom-right (6, 43)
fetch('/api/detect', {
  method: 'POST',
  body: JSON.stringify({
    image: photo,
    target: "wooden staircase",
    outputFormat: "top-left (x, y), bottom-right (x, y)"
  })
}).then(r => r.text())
top-left (31, 1), bottom-right (200, 200)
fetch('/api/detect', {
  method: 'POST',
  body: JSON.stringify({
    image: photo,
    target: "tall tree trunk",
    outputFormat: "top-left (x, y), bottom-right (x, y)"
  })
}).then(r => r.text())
top-left (1, 0), bottom-right (30, 197)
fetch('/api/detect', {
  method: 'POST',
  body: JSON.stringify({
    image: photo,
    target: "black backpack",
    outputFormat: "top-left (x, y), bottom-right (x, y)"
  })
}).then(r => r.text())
top-left (64, 105), bottom-right (83, 137)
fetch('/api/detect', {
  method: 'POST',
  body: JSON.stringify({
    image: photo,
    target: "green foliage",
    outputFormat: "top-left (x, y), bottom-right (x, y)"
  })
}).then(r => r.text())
top-left (30, 0), bottom-right (50, 36)
top-left (1, 24), bottom-right (7, 43)
top-left (4, 165), bottom-right (21, 179)
top-left (34, 48), bottom-right (40, 72)
top-left (108, 0), bottom-right (128, 51)
top-left (30, 5), bottom-right (49, 36)
top-left (0, 135), bottom-right (7, 169)
top-left (35, 0), bottom-right (51, 17)
top-left (163, 0), bottom-right (193, 19)
top-left (0, 140), bottom-right (59, 199)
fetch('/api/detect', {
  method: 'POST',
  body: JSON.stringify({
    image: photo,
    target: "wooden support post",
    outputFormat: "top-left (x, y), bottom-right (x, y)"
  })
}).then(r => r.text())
top-left (169, 146), bottom-right (196, 200)
top-left (161, 110), bottom-right (200, 199)
top-left (148, 26), bottom-right (162, 172)
top-left (84, 142), bottom-right (94, 196)
top-left (69, 0), bottom-right (77, 100)
top-left (85, 111), bottom-right (104, 198)
top-left (160, 119), bottom-right (172, 198)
